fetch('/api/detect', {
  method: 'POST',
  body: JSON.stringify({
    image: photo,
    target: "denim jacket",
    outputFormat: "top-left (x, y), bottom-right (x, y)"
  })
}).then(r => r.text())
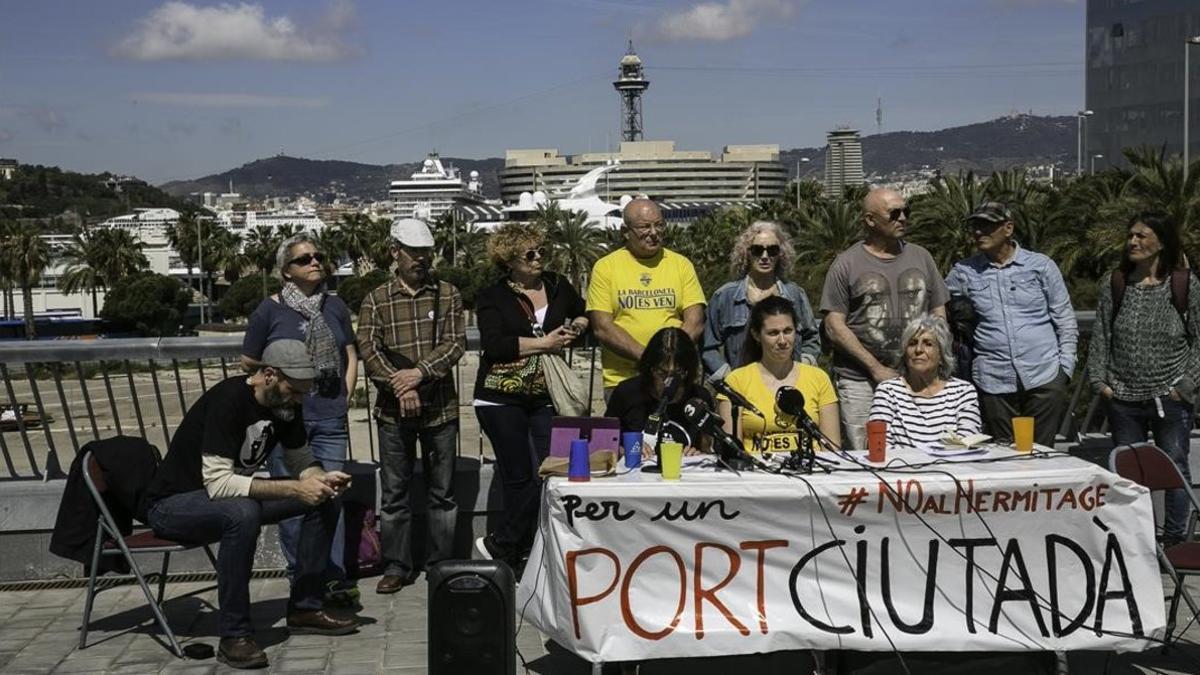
top-left (701, 278), bottom-right (821, 378)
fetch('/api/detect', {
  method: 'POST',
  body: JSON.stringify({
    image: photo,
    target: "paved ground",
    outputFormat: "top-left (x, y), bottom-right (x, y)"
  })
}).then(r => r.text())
top-left (1, 572), bottom-right (1198, 675)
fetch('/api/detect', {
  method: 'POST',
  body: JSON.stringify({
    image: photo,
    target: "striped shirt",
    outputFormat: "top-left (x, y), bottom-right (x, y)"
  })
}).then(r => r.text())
top-left (356, 276), bottom-right (466, 427)
top-left (868, 377), bottom-right (981, 448)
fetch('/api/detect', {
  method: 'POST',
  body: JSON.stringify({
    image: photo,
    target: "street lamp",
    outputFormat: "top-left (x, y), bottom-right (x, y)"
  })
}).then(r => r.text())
top-left (1184, 36), bottom-right (1200, 181)
top-left (1091, 153), bottom-right (1104, 175)
top-left (197, 217), bottom-right (205, 325)
top-left (795, 157), bottom-right (810, 208)
top-left (1076, 110), bottom-right (1093, 175)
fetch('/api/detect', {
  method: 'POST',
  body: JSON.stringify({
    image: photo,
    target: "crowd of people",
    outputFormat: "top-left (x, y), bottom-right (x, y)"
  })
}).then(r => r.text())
top-left (136, 188), bottom-right (1198, 668)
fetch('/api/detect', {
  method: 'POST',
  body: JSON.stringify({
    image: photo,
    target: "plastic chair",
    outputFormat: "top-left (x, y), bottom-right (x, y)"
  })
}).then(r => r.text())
top-left (78, 450), bottom-right (217, 657)
top-left (1108, 443), bottom-right (1200, 644)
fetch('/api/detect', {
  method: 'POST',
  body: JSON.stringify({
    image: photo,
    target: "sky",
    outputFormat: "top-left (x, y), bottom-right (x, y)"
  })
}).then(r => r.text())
top-left (0, 0), bottom-right (1086, 185)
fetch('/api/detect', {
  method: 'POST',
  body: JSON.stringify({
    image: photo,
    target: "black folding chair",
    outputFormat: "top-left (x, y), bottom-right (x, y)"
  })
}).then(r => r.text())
top-left (1109, 442), bottom-right (1200, 644)
top-left (78, 450), bottom-right (217, 657)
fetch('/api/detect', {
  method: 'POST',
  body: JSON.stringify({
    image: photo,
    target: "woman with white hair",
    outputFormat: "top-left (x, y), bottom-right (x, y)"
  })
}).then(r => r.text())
top-left (241, 231), bottom-right (359, 604)
top-left (702, 220), bottom-right (820, 379)
top-left (868, 315), bottom-right (981, 448)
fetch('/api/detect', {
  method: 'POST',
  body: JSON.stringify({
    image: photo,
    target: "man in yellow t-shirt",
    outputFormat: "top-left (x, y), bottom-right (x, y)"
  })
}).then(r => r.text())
top-left (718, 362), bottom-right (839, 453)
top-left (587, 199), bottom-right (706, 393)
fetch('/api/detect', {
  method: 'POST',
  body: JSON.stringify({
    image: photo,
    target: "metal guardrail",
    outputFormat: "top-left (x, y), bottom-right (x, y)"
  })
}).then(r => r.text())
top-left (0, 314), bottom-right (1101, 482)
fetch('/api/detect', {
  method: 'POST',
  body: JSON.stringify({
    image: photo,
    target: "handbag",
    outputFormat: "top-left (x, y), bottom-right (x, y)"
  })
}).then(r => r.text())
top-left (542, 351), bottom-right (589, 416)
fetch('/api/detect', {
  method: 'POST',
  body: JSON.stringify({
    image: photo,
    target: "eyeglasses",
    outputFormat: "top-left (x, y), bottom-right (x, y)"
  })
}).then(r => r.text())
top-left (520, 247), bottom-right (546, 262)
top-left (882, 206), bottom-right (911, 222)
top-left (401, 246), bottom-right (433, 259)
top-left (629, 221), bottom-right (666, 234)
top-left (287, 252), bottom-right (326, 267)
top-left (748, 244), bottom-right (781, 259)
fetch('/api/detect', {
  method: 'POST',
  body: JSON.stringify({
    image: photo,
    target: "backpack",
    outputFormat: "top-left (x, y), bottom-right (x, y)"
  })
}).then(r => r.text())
top-left (1110, 268), bottom-right (1191, 339)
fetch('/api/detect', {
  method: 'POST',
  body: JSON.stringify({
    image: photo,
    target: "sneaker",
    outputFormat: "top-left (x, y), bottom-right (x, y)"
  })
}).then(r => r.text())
top-left (217, 636), bottom-right (268, 670)
top-left (324, 580), bottom-right (360, 607)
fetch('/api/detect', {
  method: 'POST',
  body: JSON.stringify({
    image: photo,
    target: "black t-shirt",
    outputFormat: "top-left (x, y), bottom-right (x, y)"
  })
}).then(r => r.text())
top-left (603, 374), bottom-right (715, 448)
top-left (147, 376), bottom-right (307, 502)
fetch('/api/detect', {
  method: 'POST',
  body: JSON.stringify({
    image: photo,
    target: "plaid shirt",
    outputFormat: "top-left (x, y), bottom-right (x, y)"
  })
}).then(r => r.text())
top-left (356, 276), bottom-right (466, 426)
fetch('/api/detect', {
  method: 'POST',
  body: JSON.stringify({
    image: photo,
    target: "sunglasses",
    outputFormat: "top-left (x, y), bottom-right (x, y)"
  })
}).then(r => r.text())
top-left (520, 246), bottom-right (547, 262)
top-left (287, 252), bottom-right (326, 267)
top-left (882, 206), bottom-right (911, 222)
top-left (748, 244), bottom-right (781, 259)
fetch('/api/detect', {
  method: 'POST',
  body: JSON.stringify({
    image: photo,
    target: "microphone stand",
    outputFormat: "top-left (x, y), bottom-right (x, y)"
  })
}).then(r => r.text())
top-left (780, 417), bottom-right (840, 474)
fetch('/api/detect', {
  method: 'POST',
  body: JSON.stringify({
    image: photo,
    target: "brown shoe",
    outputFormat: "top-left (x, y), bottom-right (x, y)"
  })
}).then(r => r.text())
top-left (217, 636), bottom-right (268, 669)
top-left (375, 572), bottom-right (418, 594)
top-left (286, 609), bottom-right (358, 636)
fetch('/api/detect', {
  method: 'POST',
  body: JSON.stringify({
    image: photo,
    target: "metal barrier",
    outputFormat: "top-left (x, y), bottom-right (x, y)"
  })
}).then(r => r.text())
top-left (0, 313), bottom-right (1102, 482)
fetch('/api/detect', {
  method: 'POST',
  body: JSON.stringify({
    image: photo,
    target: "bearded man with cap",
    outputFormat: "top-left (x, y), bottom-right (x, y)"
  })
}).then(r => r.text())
top-left (945, 201), bottom-right (1077, 447)
top-left (144, 339), bottom-right (357, 669)
top-left (356, 217), bottom-right (466, 595)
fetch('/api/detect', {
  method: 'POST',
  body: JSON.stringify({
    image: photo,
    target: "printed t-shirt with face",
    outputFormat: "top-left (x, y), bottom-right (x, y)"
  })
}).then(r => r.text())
top-left (718, 362), bottom-right (838, 453)
top-left (146, 375), bottom-right (308, 502)
top-left (819, 242), bottom-right (949, 381)
top-left (586, 248), bottom-right (706, 388)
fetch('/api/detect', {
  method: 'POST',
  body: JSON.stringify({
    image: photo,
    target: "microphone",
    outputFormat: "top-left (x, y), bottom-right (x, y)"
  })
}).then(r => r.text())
top-left (643, 375), bottom-right (677, 455)
top-left (775, 386), bottom-right (806, 418)
top-left (681, 397), bottom-right (747, 459)
top-left (707, 373), bottom-right (764, 418)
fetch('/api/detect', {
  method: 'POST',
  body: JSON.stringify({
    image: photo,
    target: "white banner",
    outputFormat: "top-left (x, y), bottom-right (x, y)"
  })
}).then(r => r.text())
top-left (515, 450), bottom-right (1165, 663)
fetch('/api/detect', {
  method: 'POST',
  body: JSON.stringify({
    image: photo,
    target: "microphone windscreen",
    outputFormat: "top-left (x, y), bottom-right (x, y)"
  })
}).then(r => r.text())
top-left (775, 386), bottom-right (806, 416)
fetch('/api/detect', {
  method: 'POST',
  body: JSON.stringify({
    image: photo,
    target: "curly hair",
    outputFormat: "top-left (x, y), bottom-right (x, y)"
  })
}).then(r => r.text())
top-left (486, 222), bottom-right (545, 268)
top-left (897, 315), bottom-right (956, 381)
top-left (728, 220), bottom-right (795, 279)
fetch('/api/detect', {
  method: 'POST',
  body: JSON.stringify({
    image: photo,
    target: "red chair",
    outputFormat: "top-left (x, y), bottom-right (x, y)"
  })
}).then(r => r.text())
top-left (78, 450), bottom-right (217, 657)
top-left (1109, 443), bottom-right (1200, 644)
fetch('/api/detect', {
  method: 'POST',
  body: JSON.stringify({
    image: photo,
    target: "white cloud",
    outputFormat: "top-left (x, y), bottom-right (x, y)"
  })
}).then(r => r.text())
top-left (114, 1), bottom-right (356, 62)
top-left (131, 92), bottom-right (329, 108)
top-left (656, 0), bottom-right (796, 42)
top-left (0, 129), bottom-right (13, 143)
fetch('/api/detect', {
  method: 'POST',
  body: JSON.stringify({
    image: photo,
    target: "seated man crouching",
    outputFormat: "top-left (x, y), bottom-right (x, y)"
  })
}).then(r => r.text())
top-left (144, 339), bottom-right (357, 669)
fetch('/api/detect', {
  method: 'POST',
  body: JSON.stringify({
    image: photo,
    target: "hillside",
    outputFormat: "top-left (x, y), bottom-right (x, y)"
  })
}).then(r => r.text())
top-left (783, 113), bottom-right (1075, 179)
top-left (160, 155), bottom-right (506, 201)
top-left (0, 164), bottom-right (196, 224)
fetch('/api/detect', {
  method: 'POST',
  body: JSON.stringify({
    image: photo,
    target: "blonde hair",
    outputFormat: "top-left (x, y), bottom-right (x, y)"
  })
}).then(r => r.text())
top-left (729, 220), bottom-right (795, 278)
top-left (486, 222), bottom-right (544, 267)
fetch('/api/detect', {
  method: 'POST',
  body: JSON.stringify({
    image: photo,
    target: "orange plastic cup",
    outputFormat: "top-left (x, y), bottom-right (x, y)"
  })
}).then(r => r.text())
top-left (1012, 417), bottom-right (1035, 453)
top-left (866, 420), bottom-right (887, 462)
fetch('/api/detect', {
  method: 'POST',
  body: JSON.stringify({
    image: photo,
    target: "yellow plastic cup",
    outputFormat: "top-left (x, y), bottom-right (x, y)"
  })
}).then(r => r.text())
top-left (660, 441), bottom-right (683, 480)
top-left (1012, 417), bottom-right (1035, 453)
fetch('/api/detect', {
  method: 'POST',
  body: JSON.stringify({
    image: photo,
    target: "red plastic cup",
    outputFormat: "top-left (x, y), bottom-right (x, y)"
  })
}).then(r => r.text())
top-left (866, 420), bottom-right (887, 462)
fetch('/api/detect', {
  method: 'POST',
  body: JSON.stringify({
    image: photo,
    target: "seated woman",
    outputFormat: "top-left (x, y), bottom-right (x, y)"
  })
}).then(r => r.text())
top-left (604, 327), bottom-right (712, 457)
top-left (869, 314), bottom-right (982, 448)
top-left (718, 296), bottom-right (840, 453)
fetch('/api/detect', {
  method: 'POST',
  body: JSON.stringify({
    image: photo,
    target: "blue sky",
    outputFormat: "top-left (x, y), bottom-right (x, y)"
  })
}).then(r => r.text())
top-left (0, 0), bottom-right (1085, 184)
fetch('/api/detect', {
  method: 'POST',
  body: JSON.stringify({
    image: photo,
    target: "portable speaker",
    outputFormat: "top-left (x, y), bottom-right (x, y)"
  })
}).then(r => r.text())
top-left (427, 560), bottom-right (516, 675)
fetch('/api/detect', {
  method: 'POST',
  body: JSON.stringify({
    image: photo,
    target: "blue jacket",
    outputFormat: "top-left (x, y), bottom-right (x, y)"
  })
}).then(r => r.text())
top-left (701, 278), bottom-right (821, 377)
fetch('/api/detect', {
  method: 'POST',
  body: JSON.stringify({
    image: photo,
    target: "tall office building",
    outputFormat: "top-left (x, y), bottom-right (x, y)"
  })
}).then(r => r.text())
top-left (1086, 0), bottom-right (1200, 170)
top-left (824, 129), bottom-right (864, 197)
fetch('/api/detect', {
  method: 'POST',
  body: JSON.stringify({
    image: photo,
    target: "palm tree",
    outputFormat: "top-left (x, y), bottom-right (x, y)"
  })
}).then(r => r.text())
top-left (95, 227), bottom-right (149, 285)
top-left (244, 225), bottom-right (283, 295)
top-left (791, 198), bottom-right (865, 299)
top-left (5, 223), bottom-right (50, 339)
top-left (909, 172), bottom-right (988, 272)
top-left (331, 213), bottom-right (385, 274)
top-left (57, 231), bottom-right (104, 316)
top-left (544, 208), bottom-right (607, 290)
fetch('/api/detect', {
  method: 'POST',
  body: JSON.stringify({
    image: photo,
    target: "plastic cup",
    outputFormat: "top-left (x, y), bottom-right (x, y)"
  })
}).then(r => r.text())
top-left (568, 438), bottom-right (591, 482)
top-left (622, 432), bottom-right (642, 468)
top-left (1012, 417), bottom-right (1035, 453)
top-left (659, 441), bottom-right (683, 480)
top-left (866, 420), bottom-right (887, 462)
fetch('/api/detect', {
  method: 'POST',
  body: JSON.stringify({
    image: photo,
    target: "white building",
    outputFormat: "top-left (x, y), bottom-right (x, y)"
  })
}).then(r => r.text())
top-left (388, 154), bottom-right (489, 221)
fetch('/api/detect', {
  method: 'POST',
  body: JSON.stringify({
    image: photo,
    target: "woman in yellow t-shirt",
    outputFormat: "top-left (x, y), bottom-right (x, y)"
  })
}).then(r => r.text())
top-left (717, 296), bottom-right (841, 453)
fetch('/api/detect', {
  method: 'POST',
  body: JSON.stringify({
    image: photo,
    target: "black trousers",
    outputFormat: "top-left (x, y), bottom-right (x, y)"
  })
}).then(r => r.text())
top-left (978, 370), bottom-right (1070, 448)
top-left (475, 403), bottom-right (553, 561)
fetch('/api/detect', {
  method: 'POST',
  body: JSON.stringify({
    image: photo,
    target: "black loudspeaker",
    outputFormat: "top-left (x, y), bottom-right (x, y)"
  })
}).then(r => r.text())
top-left (428, 560), bottom-right (516, 675)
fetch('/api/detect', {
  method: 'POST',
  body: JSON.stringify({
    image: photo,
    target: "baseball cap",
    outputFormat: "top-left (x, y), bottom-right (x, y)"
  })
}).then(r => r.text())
top-left (390, 218), bottom-right (435, 247)
top-left (261, 339), bottom-right (316, 380)
top-left (965, 201), bottom-right (1012, 225)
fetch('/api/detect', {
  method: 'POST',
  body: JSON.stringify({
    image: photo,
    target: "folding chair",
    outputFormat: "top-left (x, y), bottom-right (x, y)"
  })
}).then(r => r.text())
top-left (1108, 442), bottom-right (1200, 644)
top-left (78, 450), bottom-right (217, 657)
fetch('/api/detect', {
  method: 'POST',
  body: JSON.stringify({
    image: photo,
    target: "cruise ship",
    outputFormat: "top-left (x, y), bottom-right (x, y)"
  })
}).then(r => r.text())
top-left (388, 153), bottom-right (488, 221)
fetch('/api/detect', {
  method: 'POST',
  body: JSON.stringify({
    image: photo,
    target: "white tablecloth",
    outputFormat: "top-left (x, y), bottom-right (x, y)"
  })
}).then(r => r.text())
top-left (515, 446), bottom-right (1165, 663)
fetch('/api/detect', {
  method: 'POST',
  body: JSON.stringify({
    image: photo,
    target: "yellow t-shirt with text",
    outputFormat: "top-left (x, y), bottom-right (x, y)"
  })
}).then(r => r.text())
top-left (719, 362), bottom-right (838, 453)
top-left (586, 248), bottom-right (705, 387)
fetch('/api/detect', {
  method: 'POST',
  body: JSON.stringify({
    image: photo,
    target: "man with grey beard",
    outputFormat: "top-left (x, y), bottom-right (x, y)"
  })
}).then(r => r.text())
top-left (145, 339), bottom-right (357, 669)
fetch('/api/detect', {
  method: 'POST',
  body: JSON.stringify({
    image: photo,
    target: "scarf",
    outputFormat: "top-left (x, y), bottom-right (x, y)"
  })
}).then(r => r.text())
top-left (278, 282), bottom-right (341, 394)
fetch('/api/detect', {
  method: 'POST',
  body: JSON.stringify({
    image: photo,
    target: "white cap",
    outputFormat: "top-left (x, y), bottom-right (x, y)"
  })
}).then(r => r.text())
top-left (390, 218), bottom-right (434, 247)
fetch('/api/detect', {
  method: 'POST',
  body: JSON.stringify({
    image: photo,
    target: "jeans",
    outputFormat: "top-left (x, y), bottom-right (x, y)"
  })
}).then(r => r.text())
top-left (836, 377), bottom-right (875, 451)
top-left (268, 415), bottom-right (349, 584)
top-left (475, 404), bottom-right (553, 560)
top-left (146, 489), bottom-right (338, 637)
top-left (377, 419), bottom-right (458, 577)
top-left (978, 370), bottom-right (1070, 447)
top-left (1108, 396), bottom-right (1195, 541)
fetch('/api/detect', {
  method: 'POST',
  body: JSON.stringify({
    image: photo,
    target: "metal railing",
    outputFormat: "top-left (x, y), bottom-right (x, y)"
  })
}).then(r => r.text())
top-left (0, 313), bottom-right (1104, 482)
